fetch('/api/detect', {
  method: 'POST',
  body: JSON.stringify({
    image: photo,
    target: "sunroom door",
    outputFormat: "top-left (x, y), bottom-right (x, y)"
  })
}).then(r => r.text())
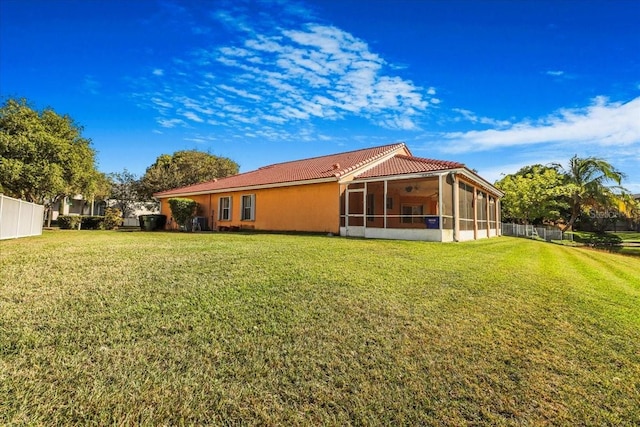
top-left (345, 187), bottom-right (365, 237)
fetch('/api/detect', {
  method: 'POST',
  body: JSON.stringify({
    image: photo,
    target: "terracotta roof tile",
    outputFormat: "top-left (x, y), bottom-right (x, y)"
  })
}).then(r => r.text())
top-left (354, 155), bottom-right (464, 179)
top-left (154, 143), bottom-right (407, 197)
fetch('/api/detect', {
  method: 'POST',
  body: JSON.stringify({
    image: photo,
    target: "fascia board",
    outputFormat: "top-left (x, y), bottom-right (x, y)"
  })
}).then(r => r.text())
top-left (345, 170), bottom-right (449, 184)
top-left (155, 176), bottom-right (337, 198)
top-left (456, 168), bottom-right (505, 197)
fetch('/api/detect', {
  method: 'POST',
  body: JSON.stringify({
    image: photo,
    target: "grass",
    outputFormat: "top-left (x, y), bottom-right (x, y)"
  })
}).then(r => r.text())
top-left (1, 231), bottom-right (639, 425)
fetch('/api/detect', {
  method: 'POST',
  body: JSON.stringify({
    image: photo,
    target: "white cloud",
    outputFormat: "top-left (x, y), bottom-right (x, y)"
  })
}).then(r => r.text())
top-left (452, 108), bottom-right (511, 128)
top-left (157, 118), bottom-right (185, 128)
top-left (151, 97), bottom-right (172, 108)
top-left (218, 84), bottom-right (262, 101)
top-left (545, 70), bottom-right (564, 76)
top-left (134, 2), bottom-right (431, 137)
top-left (182, 111), bottom-right (204, 122)
top-left (442, 96), bottom-right (640, 152)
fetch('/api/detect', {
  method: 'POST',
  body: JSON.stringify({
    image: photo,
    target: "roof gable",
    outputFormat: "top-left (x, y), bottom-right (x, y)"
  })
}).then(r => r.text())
top-left (154, 143), bottom-right (408, 197)
top-left (354, 155), bottom-right (465, 179)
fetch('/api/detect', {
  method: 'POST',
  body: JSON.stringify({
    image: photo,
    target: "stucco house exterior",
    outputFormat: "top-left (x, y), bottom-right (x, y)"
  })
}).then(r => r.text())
top-left (154, 143), bottom-right (504, 242)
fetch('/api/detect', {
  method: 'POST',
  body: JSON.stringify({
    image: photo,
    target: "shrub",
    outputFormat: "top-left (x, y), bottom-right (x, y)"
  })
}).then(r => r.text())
top-left (168, 198), bottom-right (198, 230)
top-left (102, 208), bottom-right (123, 230)
top-left (81, 216), bottom-right (103, 230)
top-left (57, 215), bottom-right (83, 229)
top-left (57, 213), bottom-right (123, 230)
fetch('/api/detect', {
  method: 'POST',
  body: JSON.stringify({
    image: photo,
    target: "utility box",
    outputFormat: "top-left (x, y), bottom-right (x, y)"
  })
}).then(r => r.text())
top-left (425, 217), bottom-right (439, 229)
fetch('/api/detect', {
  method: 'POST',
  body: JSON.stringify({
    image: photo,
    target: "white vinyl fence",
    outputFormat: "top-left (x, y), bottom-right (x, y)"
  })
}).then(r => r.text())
top-left (501, 223), bottom-right (572, 242)
top-left (0, 195), bottom-right (44, 240)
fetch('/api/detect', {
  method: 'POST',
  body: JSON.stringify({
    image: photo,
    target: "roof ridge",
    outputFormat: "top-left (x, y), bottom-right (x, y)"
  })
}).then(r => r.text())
top-left (334, 143), bottom-right (406, 177)
top-left (395, 154), bottom-right (465, 168)
top-left (259, 142), bottom-right (406, 170)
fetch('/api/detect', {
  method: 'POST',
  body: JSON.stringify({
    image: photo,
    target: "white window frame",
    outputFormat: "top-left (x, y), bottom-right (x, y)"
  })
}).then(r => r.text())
top-left (219, 196), bottom-right (232, 221)
top-left (241, 194), bottom-right (255, 221)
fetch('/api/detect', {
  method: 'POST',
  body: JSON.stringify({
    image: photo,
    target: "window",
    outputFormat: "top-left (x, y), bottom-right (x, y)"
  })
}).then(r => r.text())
top-left (366, 194), bottom-right (374, 222)
top-left (219, 196), bottom-right (231, 221)
top-left (241, 194), bottom-right (255, 221)
top-left (386, 197), bottom-right (393, 210)
top-left (401, 204), bottom-right (423, 224)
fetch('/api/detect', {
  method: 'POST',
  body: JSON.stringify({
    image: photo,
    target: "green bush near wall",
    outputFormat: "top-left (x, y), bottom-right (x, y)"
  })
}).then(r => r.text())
top-left (168, 198), bottom-right (198, 229)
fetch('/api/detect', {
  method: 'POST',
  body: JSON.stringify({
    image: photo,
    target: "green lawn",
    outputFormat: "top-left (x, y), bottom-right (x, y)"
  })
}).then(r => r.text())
top-left (1, 231), bottom-right (639, 425)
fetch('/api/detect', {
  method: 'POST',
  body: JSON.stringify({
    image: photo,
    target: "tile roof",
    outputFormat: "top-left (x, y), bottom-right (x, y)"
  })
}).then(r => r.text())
top-left (154, 143), bottom-right (408, 197)
top-left (354, 155), bottom-right (465, 179)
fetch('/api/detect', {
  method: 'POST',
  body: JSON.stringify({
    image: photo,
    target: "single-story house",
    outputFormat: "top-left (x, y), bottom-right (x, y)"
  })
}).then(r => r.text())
top-left (154, 143), bottom-right (504, 242)
top-left (48, 196), bottom-right (159, 227)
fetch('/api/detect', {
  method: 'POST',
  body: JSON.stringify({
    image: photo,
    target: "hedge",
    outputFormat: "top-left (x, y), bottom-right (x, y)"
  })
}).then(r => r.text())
top-left (57, 211), bottom-right (122, 230)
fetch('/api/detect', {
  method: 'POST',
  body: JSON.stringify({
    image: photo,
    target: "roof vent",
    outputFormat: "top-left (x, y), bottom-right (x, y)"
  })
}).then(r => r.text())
top-left (332, 163), bottom-right (340, 170)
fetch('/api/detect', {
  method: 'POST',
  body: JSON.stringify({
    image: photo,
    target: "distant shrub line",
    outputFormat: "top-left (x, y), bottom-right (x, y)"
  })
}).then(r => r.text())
top-left (57, 208), bottom-right (122, 230)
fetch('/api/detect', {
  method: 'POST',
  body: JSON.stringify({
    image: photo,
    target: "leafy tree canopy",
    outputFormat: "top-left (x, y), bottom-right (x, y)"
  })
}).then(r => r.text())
top-left (495, 164), bottom-right (570, 225)
top-left (107, 169), bottom-right (142, 219)
top-left (138, 150), bottom-right (239, 199)
top-left (559, 155), bottom-right (626, 231)
top-left (496, 156), bottom-right (630, 230)
top-left (0, 98), bottom-right (100, 207)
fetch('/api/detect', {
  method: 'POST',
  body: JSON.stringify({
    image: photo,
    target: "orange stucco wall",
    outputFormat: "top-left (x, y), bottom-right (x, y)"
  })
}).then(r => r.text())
top-left (158, 181), bottom-right (341, 233)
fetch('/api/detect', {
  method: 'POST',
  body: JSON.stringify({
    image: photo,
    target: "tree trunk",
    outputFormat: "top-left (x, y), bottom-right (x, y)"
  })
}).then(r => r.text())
top-left (46, 206), bottom-right (53, 228)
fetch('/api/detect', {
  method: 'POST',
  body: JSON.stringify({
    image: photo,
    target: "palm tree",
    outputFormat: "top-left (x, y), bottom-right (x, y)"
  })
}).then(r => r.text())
top-left (560, 155), bottom-right (626, 231)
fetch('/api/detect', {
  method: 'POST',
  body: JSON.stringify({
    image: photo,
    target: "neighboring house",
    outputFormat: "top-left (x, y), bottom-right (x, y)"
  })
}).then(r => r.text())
top-left (49, 195), bottom-right (99, 220)
top-left (154, 143), bottom-right (504, 242)
top-left (50, 196), bottom-right (158, 226)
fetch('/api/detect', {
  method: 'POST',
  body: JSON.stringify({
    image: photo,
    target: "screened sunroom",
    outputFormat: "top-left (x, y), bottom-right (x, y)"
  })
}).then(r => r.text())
top-left (339, 169), bottom-right (502, 242)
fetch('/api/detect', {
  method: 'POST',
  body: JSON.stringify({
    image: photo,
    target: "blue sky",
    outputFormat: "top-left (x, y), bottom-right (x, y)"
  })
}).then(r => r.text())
top-left (2, 0), bottom-right (639, 192)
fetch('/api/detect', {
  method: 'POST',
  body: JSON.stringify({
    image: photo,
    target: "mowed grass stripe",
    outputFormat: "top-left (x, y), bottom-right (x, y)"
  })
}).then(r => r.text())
top-left (1, 231), bottom-right (639, 425)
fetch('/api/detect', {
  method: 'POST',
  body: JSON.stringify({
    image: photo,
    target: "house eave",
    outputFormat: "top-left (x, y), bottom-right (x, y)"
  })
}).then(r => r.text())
top-left (456, 168), bottom-right (504, 197)
top-left (349, 167), bottom-right (504, 197)
top-left (154, 176), bottom-right (338, 198)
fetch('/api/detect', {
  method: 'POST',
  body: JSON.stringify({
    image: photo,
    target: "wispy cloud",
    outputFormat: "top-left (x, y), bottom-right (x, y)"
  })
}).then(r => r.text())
top-left (181, 111), bottom-right (204, 123)
top-left (157, 118), bottom-right (185, 128)
top-left (441, 96), bottom-right (640, 152)
top-left (82, 75), bottom-right (100, 95)
top-left (451, 108), bottom-right (512, 128)
top-left (545, 70), bottom-right (564, 76)
top-left (133, 1), bottom-right (434, 136)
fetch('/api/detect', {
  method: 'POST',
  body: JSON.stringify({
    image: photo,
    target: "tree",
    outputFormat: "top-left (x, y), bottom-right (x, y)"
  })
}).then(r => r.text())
top-left (0, 97), bottom-right (100, 224)
top-left (107, 169), bottom-right (143, 219)
top-left (138, 150), bottom-right (239, 199)
top-left (559, 155), bottom-right (626, 231)
top-left (495, 165), bottom-right (569, 225)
